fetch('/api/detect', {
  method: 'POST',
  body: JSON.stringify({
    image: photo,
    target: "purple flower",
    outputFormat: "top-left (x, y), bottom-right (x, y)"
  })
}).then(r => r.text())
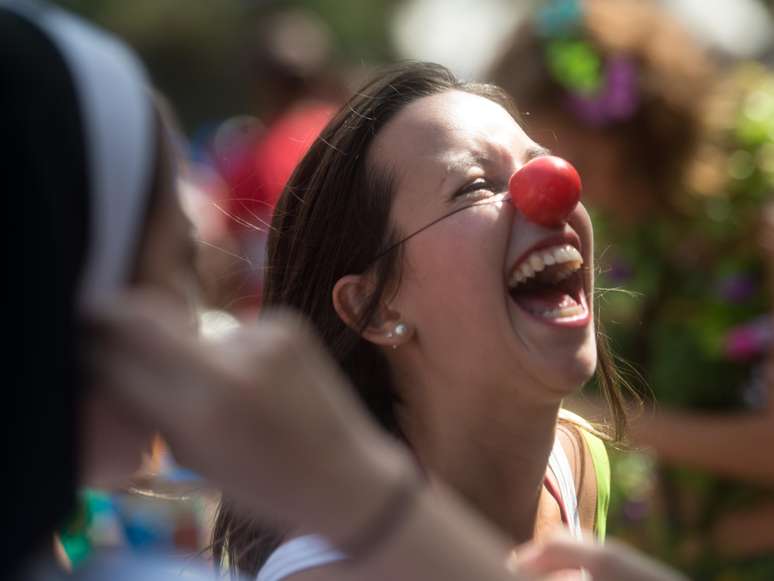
top-left (566, 94), bottom-right (608, 126)
top-left (716, 273), bottom-right (757, 303)
top-left (622, 499), bottom-right (650, 522)
top-left (566, 56), bottom-right (640, 126)
top-left (605, 58), bottom-right (639, 119)
top-left (608, 257), bottom-right (634, 284)
top-left (724, 316), bottom-right (772, 361)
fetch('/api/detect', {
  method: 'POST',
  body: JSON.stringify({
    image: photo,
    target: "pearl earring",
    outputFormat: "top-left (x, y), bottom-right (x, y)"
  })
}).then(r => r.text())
top-left (389, 322), bottom-right (408, 350)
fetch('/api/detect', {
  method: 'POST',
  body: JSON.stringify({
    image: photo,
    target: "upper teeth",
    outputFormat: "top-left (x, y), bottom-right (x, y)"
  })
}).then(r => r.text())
top-left (508, 244), bottom-right (583, 287)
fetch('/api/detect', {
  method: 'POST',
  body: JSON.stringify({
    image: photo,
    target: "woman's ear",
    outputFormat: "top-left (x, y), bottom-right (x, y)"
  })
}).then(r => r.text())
top-left (332, 275), bottom-right (413, 349)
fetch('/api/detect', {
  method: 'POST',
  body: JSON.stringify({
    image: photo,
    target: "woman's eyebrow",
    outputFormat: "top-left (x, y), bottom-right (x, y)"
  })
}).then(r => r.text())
top-left (446, 145), bottom-right (551, 172)
top-left (443, 152), bottom-right (488, 174)
top-left (437, 152), bottom-right (486, 191)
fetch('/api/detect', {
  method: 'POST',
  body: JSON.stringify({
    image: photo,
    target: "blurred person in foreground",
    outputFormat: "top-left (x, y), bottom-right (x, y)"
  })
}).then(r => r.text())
top-left (207, 9), bottom-right (345, 316)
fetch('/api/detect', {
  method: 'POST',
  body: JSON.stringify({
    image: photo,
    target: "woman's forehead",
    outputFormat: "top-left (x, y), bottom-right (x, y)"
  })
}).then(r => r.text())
top-left (371, 90), bottom-right (537, 178)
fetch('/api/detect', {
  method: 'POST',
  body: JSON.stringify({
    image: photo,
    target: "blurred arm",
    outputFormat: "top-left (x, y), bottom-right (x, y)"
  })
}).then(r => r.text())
top-left (629, 403), bottom-right (774, 485)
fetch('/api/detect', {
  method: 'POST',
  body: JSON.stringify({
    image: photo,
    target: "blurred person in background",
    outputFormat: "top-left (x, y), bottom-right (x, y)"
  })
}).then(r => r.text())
top-left (489, 0), bottom-right (714, 225)
top-left (489, 0), bottom-right (774, 575)
top-left (214, 61), bottom-right (634, 581)
top-left (206, 9), bottom-right (346, 316)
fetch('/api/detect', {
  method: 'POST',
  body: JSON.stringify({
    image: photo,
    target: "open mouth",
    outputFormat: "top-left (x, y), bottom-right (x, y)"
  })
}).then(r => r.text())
top-left (506, 241), bottom-right (589, 326)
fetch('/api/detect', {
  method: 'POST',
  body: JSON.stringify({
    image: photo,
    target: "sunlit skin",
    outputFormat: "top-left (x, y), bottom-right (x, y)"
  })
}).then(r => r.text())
top-left (80, 181), bottom-right (198, 488)
top-left (353, 90), bottom-right (598, 541)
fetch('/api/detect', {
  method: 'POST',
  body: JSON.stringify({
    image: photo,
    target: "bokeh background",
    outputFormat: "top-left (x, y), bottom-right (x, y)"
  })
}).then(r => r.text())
top-left (53, 1), bottom-right (774, 579)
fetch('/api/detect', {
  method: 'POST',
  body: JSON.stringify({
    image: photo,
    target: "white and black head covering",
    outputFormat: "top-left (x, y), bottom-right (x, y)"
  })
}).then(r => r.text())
top-left (7, 0), bottom-right (157, 303)
top-left (1, 1), bottom-right (158, 574)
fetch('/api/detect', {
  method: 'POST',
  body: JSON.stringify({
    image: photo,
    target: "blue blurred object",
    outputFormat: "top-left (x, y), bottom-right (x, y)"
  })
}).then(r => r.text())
top-left (534, 0), bottom-right (583, 38)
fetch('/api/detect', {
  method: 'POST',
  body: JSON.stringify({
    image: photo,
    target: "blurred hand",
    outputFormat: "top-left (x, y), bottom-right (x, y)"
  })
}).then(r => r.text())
top-left (510, 534), bottom-right (688, 581)
top-left (82, 292), bottom-right (408, 543)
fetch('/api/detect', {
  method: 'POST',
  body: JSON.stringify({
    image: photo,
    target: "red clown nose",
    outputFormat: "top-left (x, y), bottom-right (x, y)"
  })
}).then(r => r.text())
top-left (508, 156), bottom-right (582, 228)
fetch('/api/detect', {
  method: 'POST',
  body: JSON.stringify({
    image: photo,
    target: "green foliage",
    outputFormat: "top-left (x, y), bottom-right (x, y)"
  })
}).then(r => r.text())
top-left (598, 64), bottom-right (774, 579)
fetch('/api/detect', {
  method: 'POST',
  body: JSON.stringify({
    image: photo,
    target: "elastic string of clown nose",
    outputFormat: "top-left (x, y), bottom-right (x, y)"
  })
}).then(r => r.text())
top-left (369, 193), bottom-right (511, 264)
top-left (369, 155), bottom-right (582, 265)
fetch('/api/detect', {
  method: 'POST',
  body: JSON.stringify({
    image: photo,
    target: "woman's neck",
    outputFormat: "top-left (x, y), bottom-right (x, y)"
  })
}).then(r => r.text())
top-left (398, 376), bottom-right (562, 544)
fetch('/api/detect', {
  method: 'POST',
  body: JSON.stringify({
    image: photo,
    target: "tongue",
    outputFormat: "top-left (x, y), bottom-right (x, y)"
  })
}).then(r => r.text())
top-left (512, 288), bottom-right (578, 312)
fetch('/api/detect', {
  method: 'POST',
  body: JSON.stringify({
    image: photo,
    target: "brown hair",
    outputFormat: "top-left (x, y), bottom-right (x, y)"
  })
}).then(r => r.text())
top-left (212, 61), bottom-right (630, 577)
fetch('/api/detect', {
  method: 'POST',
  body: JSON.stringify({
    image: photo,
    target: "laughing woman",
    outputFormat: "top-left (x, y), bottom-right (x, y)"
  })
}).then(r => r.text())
top-left (214, 62), bottom-right (630, 580)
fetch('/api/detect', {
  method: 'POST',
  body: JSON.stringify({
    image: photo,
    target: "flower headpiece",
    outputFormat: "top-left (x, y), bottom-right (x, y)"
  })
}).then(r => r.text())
top-left (534, 0), bottom-right (640, 126)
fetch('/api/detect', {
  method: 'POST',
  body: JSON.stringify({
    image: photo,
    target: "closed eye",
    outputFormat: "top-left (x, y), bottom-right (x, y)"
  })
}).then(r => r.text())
top-left (454, 178), bottom-right (500, 200)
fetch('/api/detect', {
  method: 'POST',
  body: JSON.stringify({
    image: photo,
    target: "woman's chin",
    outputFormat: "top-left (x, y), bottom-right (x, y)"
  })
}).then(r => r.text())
top-left (535, 342), bottom-right (598, 398)
top-left (563, 357), bottom-right (597, 392)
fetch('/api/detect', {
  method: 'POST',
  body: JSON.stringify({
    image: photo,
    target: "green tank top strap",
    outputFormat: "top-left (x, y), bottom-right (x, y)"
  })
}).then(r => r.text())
top-left (579, 428), bottom-right (610, 541)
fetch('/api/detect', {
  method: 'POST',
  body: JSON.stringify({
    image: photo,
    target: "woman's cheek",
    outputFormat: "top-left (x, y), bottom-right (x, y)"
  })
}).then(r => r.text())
top-left (401, 207), bottom-right (507, 308)
top-left (570, 204), bottom-right (594, 249)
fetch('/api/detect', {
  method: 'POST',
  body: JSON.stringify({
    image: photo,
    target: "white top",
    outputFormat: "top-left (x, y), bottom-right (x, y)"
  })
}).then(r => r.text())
top-left (256, 536), bottom-right (345, 581)
top-left (255, 440), bottom-right (581, 581)
top-left (547, 436), bottom-right (583, 539)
